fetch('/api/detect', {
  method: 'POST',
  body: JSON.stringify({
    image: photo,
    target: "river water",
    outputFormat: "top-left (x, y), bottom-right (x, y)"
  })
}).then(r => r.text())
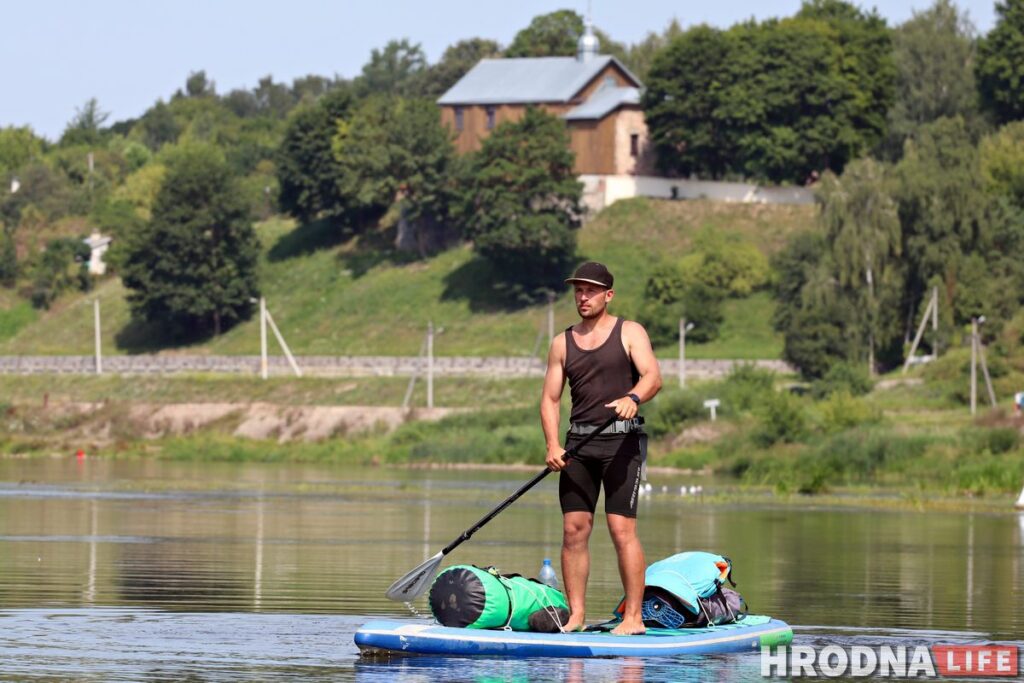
top-left (0, 458), bottom-right (1021, 681)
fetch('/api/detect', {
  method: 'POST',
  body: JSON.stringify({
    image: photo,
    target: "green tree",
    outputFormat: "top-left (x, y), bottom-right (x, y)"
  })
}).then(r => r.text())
top-left (330, 96), bottom-right (456, 235)
top-left (0, 126), bottom-right (44, 176)
top-left (455, 107), bottom-right (581, 297)
top-left (183, 70), bottom-right (216, 98)
top-left (60, 98), bottom-right (108, 147)
top-left (505, 10), bottom-right (624, 59)
top-left (725, 19), bottom-right (842, 182)
top-left (121, 144), bottom-right (259, 337)
top-left (252, 76), bottom-right (296, 118)
top-left (984, 198), bottom-right (1024, 309)
top-left (356, 39), bottom-right (428, 97)
top-left (892, 117), bottom-right (990, 319)
top-left (772, 231), bottom-right (858, 378)
top-left (139, 100), bottom-right (182, 151)
top-left (419, 38), bottom-right (501, 98)
top-left (332, 97), bottom-right (399, 217)
top-left (641, 25), bottom-right (738, 178)
top-left (291, 75), bottom-right (337, 102)
top-left (644, 9), bottom-right (891, 183)
top-left (796, 0), bottom-right (896, 155)
top-left (815, 159), bottom-right (903, 371)
top-left (980, 121), bottom-right (1024, 206)
top-left (0, 228), bottom-right (17, 287)
top-left (384, 99), bottom-right (458, 253)
top-left (637, 262), bottom-right (724, 346)
top-left (30, 237), bottom-right (91, 309)
top-left (977, 0), bottom-right (1024, 123)
top-left (0, 161), bottom-right (75, 228)
top-left (886, 0), bottom-right (980, 156)
top-left (276, 86), bottom-right (356, 222)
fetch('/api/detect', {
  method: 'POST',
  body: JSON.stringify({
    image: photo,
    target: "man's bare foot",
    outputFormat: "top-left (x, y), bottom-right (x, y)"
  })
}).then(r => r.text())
top-left (561, 614), bottom-right (587, 632)
top-left (610, 619), bottom-right (646, 636)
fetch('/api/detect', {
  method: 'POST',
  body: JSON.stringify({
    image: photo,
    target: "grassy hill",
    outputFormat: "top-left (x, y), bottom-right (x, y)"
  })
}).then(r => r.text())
top-left (0, 198), bottom-right (817, 359)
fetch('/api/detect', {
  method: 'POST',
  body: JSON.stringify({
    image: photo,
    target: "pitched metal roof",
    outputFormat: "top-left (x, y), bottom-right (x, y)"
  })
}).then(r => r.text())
top-left (562, 86), bottom-right (641, 120)
top-left (437, 56), bottom-right (641, 106)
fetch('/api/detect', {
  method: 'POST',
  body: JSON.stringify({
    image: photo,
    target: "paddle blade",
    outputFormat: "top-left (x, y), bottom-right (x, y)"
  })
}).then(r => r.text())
top-left (385, 551), bottom-right (444, 602)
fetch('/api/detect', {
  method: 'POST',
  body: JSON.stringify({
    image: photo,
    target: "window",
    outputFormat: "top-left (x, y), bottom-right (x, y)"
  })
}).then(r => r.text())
top-left (630, 133), bottom-right (639, 158)
top-left (486, 106), bottom-right (496, 130)
top-left (454, 107), bottom-right (464, 132)
top-left (604, 75), bottom-right (616, 87)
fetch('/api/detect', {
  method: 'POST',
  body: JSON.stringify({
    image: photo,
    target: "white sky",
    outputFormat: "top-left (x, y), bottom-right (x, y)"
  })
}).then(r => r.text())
top-left (0, 0), bottom-right (998, 141)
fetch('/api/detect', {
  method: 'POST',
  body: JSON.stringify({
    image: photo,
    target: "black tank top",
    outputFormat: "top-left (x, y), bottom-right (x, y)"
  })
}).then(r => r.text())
top-left (564, 317), bottom-right (640, 425)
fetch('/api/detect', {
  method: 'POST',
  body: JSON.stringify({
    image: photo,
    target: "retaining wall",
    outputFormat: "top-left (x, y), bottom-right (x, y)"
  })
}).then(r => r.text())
top-left (580, 174), bottom-right (815, 212)
top-left (0, 355), bottom-right (793, 379)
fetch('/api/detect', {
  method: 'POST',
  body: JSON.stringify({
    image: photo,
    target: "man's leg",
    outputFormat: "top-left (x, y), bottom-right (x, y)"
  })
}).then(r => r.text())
top-left (607, 513), bottom-right (646, 635)
top-left (561, 511), bottom-right (594, 631)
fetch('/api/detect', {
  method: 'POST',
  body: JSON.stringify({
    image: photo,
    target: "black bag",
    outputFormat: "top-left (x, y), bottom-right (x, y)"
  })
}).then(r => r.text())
top-left (688, 587), bottom-right (747, 627)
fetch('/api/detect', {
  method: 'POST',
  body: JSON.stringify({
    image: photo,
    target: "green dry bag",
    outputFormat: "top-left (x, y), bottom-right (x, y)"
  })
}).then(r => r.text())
top-left (429, 564), bottom-right (568, 631)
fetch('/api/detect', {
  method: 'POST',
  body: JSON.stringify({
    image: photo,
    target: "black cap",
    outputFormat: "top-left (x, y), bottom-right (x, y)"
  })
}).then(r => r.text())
top-left (565, 262), bottom-right (613, 289)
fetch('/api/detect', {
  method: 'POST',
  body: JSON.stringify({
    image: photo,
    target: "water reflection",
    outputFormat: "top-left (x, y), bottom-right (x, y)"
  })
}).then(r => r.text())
top-left (0, 458), bottom-right (1022, 681)
top-left (353, 653), bottom-right (758, 683)
top-left (255, 492), bottom-right (264, 611)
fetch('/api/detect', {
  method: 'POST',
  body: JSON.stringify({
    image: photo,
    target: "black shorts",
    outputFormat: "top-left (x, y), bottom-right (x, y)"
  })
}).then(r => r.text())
top-left (559, 433), bottom-right (643, 518)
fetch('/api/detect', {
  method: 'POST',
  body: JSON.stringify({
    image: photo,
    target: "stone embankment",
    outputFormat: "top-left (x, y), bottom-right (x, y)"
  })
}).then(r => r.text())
top-left (0, 355), bottom-right (792, 379)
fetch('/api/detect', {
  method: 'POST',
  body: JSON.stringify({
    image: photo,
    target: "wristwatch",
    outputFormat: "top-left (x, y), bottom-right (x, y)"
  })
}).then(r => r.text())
top-left (627, 393), bottom-right (641, 404)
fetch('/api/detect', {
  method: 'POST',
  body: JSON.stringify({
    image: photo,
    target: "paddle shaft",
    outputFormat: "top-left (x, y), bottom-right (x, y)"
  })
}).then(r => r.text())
top-left (440, 414), bottom-right (619, 556)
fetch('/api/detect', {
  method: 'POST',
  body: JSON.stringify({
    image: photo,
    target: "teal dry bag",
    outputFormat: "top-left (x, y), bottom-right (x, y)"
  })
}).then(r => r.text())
top-left (644, 551), bottom-right (733, 614)
top-left (615, 551), bottom-right (741, 628)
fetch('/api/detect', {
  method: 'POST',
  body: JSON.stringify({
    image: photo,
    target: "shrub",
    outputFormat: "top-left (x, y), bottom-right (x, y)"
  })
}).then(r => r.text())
top-left (635, 279), bottom-right (685, 348)
top-left (678, 239), bottom-right (770, 297)
top-left (811, 361), bottom-right (874, 398)
top-left (638, 263), bottom-right (724, 346)
top-left (30, 237), bottom-right (92, 309)
top-left (813, 430), bottom-right (932, 479)
top-left (963, 427), bottom-right (1020, 455)
top-left (660, 446), bottom-right (718, 471)
top-left (743, 430), bottom-right (936, 493)
top-left (816, 391), bottom-right (883, 434)
top-left (720, 364), bottom-right (776, 412)
top-left (387, 406), bottom-right (539, 464)
top-left (407, 424), bottom-right (537, 464)
top-left (751, 392), bottom-right (807, 447)
top-left (953, 453), bottom-right (1024, 494)
top-left (679, 284), bottom-right (724, 343)
top-left (644, 388), bottom-right (705, 438)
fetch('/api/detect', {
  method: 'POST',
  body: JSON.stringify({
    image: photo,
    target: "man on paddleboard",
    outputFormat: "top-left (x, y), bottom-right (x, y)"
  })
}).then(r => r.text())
top-left (540, 262), bottom-right (662, 635)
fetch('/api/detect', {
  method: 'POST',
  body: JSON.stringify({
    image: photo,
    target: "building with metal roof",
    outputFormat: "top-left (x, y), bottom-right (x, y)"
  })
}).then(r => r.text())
top-left (436, 21), bottom-right (654, 177)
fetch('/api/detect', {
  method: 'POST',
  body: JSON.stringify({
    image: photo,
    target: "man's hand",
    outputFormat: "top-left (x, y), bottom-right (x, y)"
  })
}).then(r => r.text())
top-left (546, 444), bottom-right (569, 472)
top-left (605, 396), bottom-right (639, 419)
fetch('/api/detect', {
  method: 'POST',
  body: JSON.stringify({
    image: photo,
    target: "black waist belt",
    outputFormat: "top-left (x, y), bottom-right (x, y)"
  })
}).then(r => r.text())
top-left (569, 417), bottom-right (644, 436)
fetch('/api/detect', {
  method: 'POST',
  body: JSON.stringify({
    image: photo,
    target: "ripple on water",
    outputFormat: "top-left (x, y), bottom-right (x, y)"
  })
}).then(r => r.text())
top-left (0, 460), bottom-right (1021, 679)
top-left (4, 609), bottom-right (1017, 682)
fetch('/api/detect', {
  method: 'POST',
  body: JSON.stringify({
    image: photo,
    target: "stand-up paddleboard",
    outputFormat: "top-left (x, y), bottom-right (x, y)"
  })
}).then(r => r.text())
top-left (355, 615), bottom-right (792, 658)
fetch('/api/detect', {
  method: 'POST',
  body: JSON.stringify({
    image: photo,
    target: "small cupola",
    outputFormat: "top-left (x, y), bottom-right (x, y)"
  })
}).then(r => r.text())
top-left (577, 18), bottom-right (598, 62)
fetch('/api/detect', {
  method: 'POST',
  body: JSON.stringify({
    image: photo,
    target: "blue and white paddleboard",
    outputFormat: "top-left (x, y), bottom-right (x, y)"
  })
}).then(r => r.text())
top-left (355, 615), bottom-right (792, 658)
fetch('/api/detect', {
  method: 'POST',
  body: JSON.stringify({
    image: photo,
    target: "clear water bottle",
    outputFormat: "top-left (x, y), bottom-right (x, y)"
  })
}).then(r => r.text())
top-left (538, 558), bottom-right (559, 589)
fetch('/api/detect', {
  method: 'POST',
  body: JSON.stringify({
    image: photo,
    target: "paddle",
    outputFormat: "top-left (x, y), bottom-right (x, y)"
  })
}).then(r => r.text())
top-left (385, 413), bottom-right (620, 602)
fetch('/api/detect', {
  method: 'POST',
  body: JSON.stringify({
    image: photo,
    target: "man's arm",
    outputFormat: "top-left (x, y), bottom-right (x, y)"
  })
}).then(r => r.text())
top-left (541, 333), bottom-right (569, 471)
top-left (605, 320), bottom-right (663, 419)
